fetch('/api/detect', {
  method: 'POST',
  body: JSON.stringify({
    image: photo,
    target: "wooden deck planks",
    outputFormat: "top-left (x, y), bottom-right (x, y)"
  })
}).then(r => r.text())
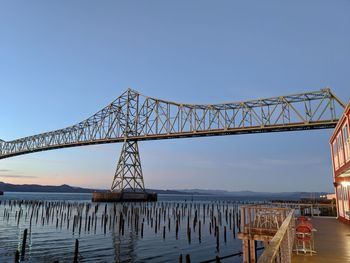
top-left (292, 217), bottom-right (350, 263)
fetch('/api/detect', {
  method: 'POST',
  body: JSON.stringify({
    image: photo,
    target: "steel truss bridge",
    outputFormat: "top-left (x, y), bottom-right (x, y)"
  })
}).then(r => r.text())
top-left (0, 88), bottom-right (345, 192)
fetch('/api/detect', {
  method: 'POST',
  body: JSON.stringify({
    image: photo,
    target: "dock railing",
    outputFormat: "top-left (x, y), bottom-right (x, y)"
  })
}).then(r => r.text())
top-left (257, 209), bottom-right (295, 263)
top-left (238, 205), bottom-right (295, 263)
top-left (271, 202), bottom-right (336, 217)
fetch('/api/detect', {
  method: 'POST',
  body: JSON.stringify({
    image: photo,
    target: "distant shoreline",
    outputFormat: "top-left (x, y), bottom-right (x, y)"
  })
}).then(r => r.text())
top-left (0, 182), bottom-right (210, 195)
top-left (0, 182), bottom-right (330, 198)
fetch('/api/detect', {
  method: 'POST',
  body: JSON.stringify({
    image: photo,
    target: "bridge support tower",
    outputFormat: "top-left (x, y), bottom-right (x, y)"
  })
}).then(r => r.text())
top-left (92, 140), bottom-right (157, 202)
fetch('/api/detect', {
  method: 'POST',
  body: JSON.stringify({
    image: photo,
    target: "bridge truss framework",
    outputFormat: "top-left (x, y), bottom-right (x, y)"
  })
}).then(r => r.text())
top-left (0, 88), bottom-right (346, 192)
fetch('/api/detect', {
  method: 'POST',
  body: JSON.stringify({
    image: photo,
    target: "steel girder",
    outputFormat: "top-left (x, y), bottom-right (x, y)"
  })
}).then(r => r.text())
top-left (0, 88), bottom-right (346, 159)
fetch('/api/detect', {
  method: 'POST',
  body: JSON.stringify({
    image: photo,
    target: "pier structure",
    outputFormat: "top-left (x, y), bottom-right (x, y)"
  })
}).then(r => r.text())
top-left (271, 201), bottom-right (337, 217)
top-left (238, 205), bottom-right (295, 263)
top-left (0, 88), bottom-right (346, 201)
top-left (330, 100), bottom-right (350, 224)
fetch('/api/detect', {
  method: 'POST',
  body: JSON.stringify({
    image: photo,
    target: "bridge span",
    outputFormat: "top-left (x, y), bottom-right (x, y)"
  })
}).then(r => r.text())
top-left (0, 88), bottom-right (346, 193)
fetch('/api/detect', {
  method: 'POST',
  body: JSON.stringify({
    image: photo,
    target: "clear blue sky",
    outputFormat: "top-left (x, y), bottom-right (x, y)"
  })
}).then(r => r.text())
top-left (0, 0), bottom-right (349, 192)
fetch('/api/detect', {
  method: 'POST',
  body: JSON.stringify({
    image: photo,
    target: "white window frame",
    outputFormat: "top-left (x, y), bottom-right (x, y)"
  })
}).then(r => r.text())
top-left (333, 141), bottom-right (339, 170)
top-left (338, 134), bottom-right (345, 166)
top-left (343, 124), bottom-right (350, 162)
top-left (344, 186), bottom-right (349, 201)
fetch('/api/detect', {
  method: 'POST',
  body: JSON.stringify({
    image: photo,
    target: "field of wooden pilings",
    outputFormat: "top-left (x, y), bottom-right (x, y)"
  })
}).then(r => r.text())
top-left (0, 199), bottom-right (265, 262)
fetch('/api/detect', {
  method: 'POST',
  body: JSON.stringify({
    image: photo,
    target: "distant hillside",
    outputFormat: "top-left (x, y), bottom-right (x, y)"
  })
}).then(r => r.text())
top-left (0, 182), bottom-right (329, 198)
top-left (0, 182), bottom-right (201, 195)
top-left (0, 182), bottom-right (99, 193)
top-left (178, 189), bottom-right (329, 199)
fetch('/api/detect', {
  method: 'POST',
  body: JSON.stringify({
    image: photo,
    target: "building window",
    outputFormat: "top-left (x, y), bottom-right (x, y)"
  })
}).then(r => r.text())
top-left (344, 186), bottom-right (349, 201)
top-left (338, 135), bottom-right (344, 166)
top-left (333, 141), bottom-right (339, 169)
top-left (338, 135), bottom-right (343, 150)
top-left (338, 187), bottom-right (342, 200)
top-left (344, 125), bottom-right (350, 161)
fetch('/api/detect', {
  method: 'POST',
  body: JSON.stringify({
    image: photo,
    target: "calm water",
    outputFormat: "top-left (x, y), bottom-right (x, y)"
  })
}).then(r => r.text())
top-left (0, 193), bottom-right (267, 263)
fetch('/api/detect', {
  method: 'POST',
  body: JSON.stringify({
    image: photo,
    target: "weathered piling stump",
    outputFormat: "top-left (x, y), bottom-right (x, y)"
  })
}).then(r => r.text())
top-left (176, 219), bottom-right (179, 239)
top-left (224, 226), bottom-right (227, 243)
top-left (73, 239), bottom-right (79, 263)
top-left (14, 250), bottom-right (19, 263)
top-left (20, 228), bottom-right (28, 261)
top-left (216, 226), bottom-right (220, 251)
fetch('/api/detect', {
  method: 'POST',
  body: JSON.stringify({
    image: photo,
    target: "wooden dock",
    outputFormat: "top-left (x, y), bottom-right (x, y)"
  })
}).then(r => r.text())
top-left (292, 217), bottom-right (350, 263)
top-left (238, 205), bottom-right (295, 263)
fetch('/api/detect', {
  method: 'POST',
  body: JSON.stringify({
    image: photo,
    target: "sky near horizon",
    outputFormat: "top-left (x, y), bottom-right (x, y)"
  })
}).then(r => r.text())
top-left (0, 0), bottom-right (349, 192)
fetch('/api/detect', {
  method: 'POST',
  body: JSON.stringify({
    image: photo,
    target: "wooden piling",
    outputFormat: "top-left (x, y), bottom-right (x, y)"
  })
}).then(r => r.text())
top-left (224, 226), bottom-right (227, 243)
top-left (216, 226), bottom-right (219, 251)
top-left (20, 228), bottom-right (28, 261)
top-left (73, 239), bottom-right (79, 263)
top-left (122, 218), bottom-right (125, 235)
top-left (176, 219), bottom-right (179, 239)
top-left (88, 216), bottom-right (91, 232)
top-left (249, 239), bottom-right (256, 263)
top-left (14, 250), bottom-right (19, 263)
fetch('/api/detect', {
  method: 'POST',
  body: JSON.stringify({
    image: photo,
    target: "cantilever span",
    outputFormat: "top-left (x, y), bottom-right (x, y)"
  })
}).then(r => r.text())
top-left (0, 88), bottom-right (346, 160)
top-left (0, 88), bottom-right (346, 193)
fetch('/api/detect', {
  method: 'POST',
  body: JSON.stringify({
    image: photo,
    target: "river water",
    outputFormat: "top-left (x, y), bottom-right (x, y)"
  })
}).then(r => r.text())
top-left (0, 193), bottom-right (268, 263)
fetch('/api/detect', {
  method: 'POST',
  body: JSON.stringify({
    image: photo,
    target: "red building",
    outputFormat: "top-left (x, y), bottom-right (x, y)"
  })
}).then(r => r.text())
top-left (330, 101), bottom-right (350, 224)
